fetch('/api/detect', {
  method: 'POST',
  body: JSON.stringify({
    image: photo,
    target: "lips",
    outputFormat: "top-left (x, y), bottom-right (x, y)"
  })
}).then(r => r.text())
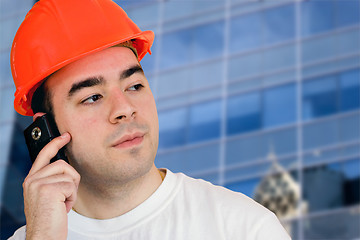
top-left (112, 132), bottom-right (144, 148)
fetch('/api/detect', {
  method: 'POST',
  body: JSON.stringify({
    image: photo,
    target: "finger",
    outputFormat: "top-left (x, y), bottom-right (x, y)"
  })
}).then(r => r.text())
top-left (24, 174), bottom-right (76, 194)
top-left (25, 160), bottom-right (80, 188)
top-left (29, 132), bottom-right (71, 176)
top-left (24, 171), bottom-right (80, 195)
top-left (33, 112), bottom-right (46, 121)
top-left (31, 180), bottom-right (78, 213)
top-left (24, 174), bottom-right (78, 211)
top-left (51, 180), bottom-right (78, 213)
top-left (65, 186), bottom-right (78, 213)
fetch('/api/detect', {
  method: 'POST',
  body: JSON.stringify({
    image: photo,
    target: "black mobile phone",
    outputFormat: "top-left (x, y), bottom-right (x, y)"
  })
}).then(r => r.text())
top-left (23, 114), bottom-right (68, 164)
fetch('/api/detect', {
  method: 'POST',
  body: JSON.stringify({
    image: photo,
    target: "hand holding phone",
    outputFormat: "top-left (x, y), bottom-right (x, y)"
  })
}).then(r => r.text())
top-left (22, 131), bottom-right (79, 240)
top-left (24, 114), bottom-right (68, 163)
top-left (22, 116), bottom-right (79, 239)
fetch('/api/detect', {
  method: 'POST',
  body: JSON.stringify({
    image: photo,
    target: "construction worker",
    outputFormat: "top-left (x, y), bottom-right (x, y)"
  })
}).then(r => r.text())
top-left (9, 0), bottom-right (291, 239)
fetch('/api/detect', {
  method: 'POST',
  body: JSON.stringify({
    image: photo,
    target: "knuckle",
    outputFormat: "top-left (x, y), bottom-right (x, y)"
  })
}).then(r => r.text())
top-left (53, 159), bottom-right (68, 168)
top-left (28, 178), bottom-right (41, 192)
top-left (23, 176), bottom-right (32, 189)
top-left (22, 178), bottom-right (28, 189)
top-left (38, 183), bottom-right (53, 195)
top-left (62, 182), bottom-right (74, 194)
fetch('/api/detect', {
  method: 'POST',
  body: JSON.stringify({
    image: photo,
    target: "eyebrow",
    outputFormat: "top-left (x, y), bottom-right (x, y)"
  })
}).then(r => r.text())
top-left (68, 76), bottom-right (104, 97)
top-left (67, 65), bottom-right (144, 98)
top-left (120, 65), bottom-right (144, 80)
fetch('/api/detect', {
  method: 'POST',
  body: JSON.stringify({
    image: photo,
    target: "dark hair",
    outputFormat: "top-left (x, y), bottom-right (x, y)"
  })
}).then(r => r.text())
top-left (31, 79), bottom-right (53, 115)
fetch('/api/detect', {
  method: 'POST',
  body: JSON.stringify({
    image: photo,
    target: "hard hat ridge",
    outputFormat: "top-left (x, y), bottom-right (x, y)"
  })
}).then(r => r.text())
top-left (11, 0), bottom-right (154, 116)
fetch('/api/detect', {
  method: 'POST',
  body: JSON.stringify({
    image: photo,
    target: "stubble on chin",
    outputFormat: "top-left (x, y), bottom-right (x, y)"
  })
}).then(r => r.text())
top-left (65, 141), bottom-right (154, 186)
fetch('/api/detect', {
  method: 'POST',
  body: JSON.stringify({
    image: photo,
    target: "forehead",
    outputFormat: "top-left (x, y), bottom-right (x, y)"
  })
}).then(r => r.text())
top-left (45, 47), bottom-right (139, 90)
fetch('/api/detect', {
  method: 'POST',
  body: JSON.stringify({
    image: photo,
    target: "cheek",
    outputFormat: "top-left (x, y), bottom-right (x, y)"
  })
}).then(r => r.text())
top-left (74, 117), bottom-right (100, 133)
top-left (62, 115), bottom-right (101, 139)
top-left (67, 117), bottom-right (102, 152)
top-left (142, 96), bottom-right (158, 125)
top-left (52, 95), bottom-right (103, 142)
top-left (145, 98), bottom-right (159, 139)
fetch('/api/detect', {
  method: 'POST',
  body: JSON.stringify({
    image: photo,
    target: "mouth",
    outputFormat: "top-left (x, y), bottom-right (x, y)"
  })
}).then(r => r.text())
top-left (112, 132), bottom-right (145, 149)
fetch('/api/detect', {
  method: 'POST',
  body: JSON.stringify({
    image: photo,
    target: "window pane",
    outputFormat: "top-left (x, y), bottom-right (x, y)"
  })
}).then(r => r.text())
top-left (225, 178), bottom-right (260, 197)
top-left (126, 3), bottom-right (159, 27)
top-left (158, 108), bottom-right (187, 149)
top-left (301, 0), bottom-right (334, 37)
top-left (343, 159), bottom-right (360, 180)
top-left (193, 0), bottom-right (224, 14)
top-left (230, 12), bottom-right (262, 53)
top-left (193, 21), bottom-right (224, 62)
top-left (264, 84), bottom-right (296, 128)
top-left (228, 52), bottom-right (262, 81)
top-left (190, 87), bottom-right (222, 103)
top-left (193, 171), bottom-right (220, 185)
top-left (226, 133), bottom-right (265, 165)
top-left (340, 69), bottom-right (360, 112)
top-left (160, 29), bottom-right (192, 69)
top-left (329, 158), bottom-right (360, 206)
top-left (0, 87), bottom-right (15, 123)
top-left (302, 76), bottom-right (337, 120)
top-left (226, 127), bottom-right (297, 165)
top-left (225, 163), bottom-right (271, 181)
top-left (0, 18), bottom-right (18, 53)
top-left (262, 44), bottom-right (296, 73)
top-left (302, 55), bottom-right (359, 80)
top-left (190, 60), bottom-right (223, 89)
top-left (303, 208), bottom-right (360, 239)
top-left (303, 118), bottom-right (337, 150)
top-left (156, 68), bottom-right (191, 98)
top-left (9, 125), bottom-right (32, 174)
top-left (0, 123), bottom-right (13, 165)
top-left (301, 34), bottom-right (337, 64)
top-left (1, 163), bottom-right (27, 235)
top-left (156, 94), bottom-right (189, 110)
top-left (0, 51), bottom-right (12, 85)
top-left (227, 92), bottom-right (261, 135)
top-left (263, 4), bottom-right (295, 45)
top-left (156, 143), bottom-right (220, 173)
top-left (303, 113), bottom-right (360, 151)
top-left (337, 29), bottom-right (360, 57)
top-left (336, 0), bottom-right (360, 28)
top-left (303, 165), bottom-right (344, 212)
top-left (227, 77), bottom-right (263, 95)
top-left (163, 1), bottom-right (193, 21)
top-left (189, 100), bottom-right (221, 143)
top-left (339, 113), bottom-right (360, 143)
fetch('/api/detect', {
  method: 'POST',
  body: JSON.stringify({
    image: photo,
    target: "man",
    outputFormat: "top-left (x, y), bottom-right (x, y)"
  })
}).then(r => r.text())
top-left (9, 0), bottom-right (291, 239)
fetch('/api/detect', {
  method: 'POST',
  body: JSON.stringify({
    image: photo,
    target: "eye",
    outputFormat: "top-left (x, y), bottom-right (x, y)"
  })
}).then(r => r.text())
top-left (81, 94), bottom-right (103, 104)
top-left (128, 84), bottom-right (144, 91)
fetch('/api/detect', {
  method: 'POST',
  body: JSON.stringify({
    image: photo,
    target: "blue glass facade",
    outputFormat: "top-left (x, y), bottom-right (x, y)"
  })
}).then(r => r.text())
top-left (1, 0), bottom-right (359, 239)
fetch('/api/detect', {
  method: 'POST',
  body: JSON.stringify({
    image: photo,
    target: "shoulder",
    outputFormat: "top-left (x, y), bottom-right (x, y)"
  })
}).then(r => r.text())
top-left (172, 171), bottom-right (291, 239)
top-left (176, 171), bottom-right (268, 214)
top-left (8, 225), bottom-right (26, 240)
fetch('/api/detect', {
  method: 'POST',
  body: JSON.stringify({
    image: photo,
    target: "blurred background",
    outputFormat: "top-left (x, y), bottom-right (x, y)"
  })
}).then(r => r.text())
top-left (1, 0), bottom-right (359, 239)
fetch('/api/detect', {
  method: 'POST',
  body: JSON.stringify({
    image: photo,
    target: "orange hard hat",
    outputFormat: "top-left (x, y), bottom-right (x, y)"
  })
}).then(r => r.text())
top-left (11, 0), bottom-right (154, 116)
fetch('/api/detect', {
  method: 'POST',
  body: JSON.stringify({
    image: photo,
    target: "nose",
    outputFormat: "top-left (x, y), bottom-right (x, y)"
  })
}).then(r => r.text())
top-left (109, 89), bottom-right (136, 124)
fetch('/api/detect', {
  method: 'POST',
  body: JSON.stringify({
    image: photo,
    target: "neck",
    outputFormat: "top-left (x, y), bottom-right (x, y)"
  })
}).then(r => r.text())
top-left (72, 165), bottom-right (164, 219)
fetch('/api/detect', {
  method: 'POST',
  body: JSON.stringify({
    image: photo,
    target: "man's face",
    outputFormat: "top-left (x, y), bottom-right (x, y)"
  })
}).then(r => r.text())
top-left (45, 47), bottom-right (159, 186)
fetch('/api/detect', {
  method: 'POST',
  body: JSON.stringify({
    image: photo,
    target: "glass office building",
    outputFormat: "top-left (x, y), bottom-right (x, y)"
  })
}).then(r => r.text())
top-left (1, 0), bottom-right (359, 239)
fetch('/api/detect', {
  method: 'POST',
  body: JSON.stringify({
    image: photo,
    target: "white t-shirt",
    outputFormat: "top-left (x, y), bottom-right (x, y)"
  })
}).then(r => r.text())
top-left (9, 169), bottom-right (291, 239)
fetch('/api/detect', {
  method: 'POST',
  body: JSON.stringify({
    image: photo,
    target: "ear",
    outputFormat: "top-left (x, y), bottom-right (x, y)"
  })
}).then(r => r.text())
top-left (33, 112), bottom-right (46, 122)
